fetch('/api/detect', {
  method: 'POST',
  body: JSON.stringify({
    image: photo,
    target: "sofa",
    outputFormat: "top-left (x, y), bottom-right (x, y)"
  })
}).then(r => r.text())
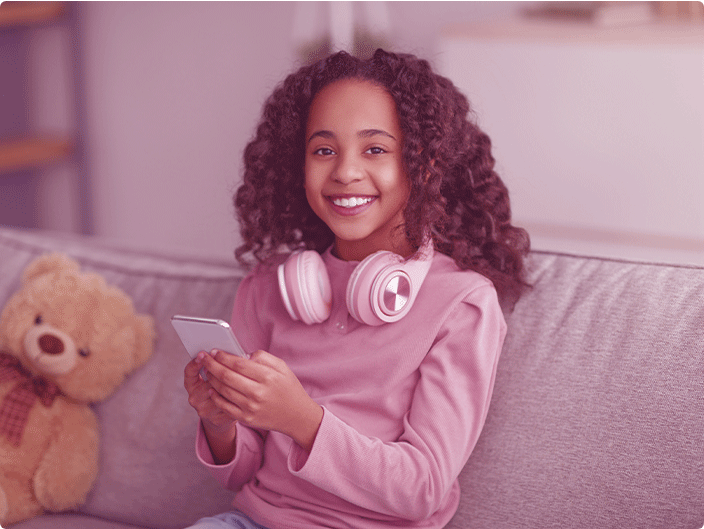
top-left (1, 226), bottom-right (702, 529)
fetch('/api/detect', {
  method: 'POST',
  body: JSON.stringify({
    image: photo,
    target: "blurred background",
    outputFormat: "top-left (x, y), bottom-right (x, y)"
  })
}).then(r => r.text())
top-left (1, 1), bottom-right (703, 265)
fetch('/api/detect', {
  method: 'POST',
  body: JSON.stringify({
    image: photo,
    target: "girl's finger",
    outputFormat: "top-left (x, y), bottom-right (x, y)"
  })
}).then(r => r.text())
top-left (201, 350), bottom-right (260, 389)
top-left (211, 349), bottom-right (284, 386)
top-left (184, 354), bottom-right (205, 377)
top-left (208, 349), bottom-right (257, 375)
top-left (209, 387), bottom-right (246, 421)
top-left (247, 349), bottom-right (281, 368)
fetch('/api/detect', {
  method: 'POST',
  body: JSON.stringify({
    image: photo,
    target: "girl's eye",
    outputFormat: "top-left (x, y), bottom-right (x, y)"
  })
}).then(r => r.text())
top-left (313, 147), bottom-right (335, 156)
top-left (35, 315), bottom-right (43, 325)
top-left (365, 146), bottom-right (386, 155)
top-left (79, 348), bottom-right (90, 358)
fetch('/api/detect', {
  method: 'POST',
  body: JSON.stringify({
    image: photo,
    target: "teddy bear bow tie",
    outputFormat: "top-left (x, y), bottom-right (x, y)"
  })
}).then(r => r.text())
top-left (0, 351), bottom-right (63, 447)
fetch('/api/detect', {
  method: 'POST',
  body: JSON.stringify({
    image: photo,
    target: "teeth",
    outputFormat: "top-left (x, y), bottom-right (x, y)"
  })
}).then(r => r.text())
top-left (332, 197), bottom-right (372, 208)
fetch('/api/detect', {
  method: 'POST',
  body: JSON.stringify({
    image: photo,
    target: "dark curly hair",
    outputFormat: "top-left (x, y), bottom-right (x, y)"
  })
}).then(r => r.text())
top-left (235, 49), bottom-right (530, 303)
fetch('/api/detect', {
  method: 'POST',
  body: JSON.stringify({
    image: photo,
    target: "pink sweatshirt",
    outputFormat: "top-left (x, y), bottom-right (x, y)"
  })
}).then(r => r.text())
top-left (196, 247), bottom-right (506, 528)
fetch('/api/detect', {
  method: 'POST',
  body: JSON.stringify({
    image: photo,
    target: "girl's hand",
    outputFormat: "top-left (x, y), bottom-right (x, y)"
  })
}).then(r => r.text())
top-left (184, 354), bottom-right (238, 429)
top-left (184, 354), bottom-right (239, 464)
top-left (200, 349), bottom-right (323, 453)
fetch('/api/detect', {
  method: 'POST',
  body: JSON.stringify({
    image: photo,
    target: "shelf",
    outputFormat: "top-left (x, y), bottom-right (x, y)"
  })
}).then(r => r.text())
top-left (0, 137), bottom-right (73, 174)
top-left (442, 18), bottom-right (704, 46)
top-left (0, 1), bottom-right (65, 28)
top-left (0, 1), bottom-right (85, 232)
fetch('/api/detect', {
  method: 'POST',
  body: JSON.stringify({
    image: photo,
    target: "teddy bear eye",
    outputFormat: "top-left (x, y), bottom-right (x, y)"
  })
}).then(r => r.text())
top-left (35, 315), bottom-right (43, 325)
top-left (79, 348), bottom-right (90, 358)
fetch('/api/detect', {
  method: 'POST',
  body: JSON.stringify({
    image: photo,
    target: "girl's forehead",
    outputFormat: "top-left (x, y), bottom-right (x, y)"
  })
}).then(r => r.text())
top-left (306, 79), bottom-right (401, 137)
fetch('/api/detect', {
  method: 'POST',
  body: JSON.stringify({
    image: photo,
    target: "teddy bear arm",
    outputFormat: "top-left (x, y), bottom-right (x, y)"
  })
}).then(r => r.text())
top-left (33, 404), bottom-right (100, 512)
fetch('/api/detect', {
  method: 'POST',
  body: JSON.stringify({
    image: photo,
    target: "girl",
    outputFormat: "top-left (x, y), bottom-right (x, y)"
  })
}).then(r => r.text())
top-left (184, 49), bottom-right (529, 529)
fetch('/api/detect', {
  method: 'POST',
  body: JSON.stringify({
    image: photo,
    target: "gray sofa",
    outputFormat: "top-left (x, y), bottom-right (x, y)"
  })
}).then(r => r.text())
top-left (2, 226), bottom-right (702, 529)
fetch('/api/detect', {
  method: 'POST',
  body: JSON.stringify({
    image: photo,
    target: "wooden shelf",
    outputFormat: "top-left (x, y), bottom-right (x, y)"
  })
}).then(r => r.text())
top-left (443, 18), bottom-right (704, 45)
top-left (0, 1), bottom-right (86, 231)
top-left (0, 1), bottom-right (65, 28)
top-left (0, 137), bottom-right (73, 174)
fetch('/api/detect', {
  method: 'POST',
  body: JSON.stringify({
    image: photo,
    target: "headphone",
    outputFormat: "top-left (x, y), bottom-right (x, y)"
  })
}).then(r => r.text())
top-left (277, 241), bottom-right (434, 326)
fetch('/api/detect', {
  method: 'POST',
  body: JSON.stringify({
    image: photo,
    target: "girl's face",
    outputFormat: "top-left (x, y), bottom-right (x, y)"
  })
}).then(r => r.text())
top-left (304, 79), bottom-right (411, 262)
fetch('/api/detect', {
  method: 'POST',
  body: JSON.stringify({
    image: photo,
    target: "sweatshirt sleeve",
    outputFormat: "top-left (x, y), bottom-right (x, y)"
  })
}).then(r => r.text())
top-left (287, 283), bottom-right (506, 521)
top-left (196, 421), bottom-right (266, 491)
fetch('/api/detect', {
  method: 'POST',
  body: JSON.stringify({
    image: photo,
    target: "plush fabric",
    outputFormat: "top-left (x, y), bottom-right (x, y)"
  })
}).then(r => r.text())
top-left (1, 227), bottom-right (702, 529)
top-left (446, 252), bottom-right (704, 528)
top-left (0, 252), bottom-right (155, 525)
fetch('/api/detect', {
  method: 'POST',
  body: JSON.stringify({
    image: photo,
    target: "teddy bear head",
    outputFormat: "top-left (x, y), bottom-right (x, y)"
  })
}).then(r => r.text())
top-left (0, 253), bottom-right (155, 402)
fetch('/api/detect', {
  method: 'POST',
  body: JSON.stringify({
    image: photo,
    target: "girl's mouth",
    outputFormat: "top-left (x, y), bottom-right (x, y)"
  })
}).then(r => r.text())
top-left (332, 196), bottom-right (373, 207)
top-left (327, 195), bottom-right (376, 215)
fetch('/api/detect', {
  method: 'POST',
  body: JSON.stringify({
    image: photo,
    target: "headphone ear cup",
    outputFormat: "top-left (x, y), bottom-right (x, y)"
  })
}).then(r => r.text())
top-left (346, 245), bottom-right (434, 326)
top-left (346, 251), bottom-right (400, 326)
top-left (278, 251), bottom-right (332, 324)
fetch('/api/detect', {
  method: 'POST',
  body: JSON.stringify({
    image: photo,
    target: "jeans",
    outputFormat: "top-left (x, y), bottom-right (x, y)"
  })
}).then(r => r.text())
top-left (185, 510), bottom-right (270, 529)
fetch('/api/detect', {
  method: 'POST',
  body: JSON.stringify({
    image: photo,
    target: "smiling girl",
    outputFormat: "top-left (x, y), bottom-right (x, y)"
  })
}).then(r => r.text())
top-left (184, 49), bottom-right (529, 529)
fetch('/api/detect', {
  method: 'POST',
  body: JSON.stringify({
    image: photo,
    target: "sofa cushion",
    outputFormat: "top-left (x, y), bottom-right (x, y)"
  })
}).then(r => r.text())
top-left (0, 228), bottom-right (242, 528)
top-left (447, 251), bottom-right (704, 528)
top-left (10, 513), bottom-right (144, 529)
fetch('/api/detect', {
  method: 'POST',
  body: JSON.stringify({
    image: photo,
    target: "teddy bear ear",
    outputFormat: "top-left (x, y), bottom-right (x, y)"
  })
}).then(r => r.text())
top-left (22, 253), bottom-right (81, 284)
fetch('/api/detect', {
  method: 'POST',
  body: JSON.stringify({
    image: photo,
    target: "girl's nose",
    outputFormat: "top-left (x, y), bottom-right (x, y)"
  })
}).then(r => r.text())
top-left (333, 154), bottom-right (363, 184)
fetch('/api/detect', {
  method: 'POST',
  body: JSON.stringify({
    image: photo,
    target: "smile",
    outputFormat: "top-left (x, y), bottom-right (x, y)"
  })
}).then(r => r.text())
top-left (331, 196), bottom-right (374, 208)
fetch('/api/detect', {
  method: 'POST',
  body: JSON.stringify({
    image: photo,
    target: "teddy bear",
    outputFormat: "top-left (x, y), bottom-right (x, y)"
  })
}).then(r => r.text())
top-left (0, 253), bottom-right (155, 525)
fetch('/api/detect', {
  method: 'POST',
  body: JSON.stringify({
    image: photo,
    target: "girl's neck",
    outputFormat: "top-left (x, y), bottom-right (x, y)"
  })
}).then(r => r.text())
top-left (333, 236), bottom-right (414, 262)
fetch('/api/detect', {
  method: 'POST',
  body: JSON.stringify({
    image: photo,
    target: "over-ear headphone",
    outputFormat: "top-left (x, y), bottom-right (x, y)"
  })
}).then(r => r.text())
top-left (277, 242), bottom-right (433, 326)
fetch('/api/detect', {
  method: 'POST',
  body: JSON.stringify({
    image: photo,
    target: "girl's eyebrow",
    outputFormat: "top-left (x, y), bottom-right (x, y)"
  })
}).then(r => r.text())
top-left (359, 129), bottom-right (397, 141)
top-left (307, 129), bottom-right (397, 144)
top-left (307, 130), bottom-right (335, 144)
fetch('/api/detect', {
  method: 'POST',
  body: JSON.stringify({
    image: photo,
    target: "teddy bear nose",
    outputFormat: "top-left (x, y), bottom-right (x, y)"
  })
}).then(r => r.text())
top-left (39, 334), bottom-right (65, 355)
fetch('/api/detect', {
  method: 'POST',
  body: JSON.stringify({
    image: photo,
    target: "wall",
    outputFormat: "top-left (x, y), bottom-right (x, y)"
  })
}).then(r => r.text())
top-left (76, 2), bottom-right (300, 260)
top-left (438, 19), bottom-right (704, 266)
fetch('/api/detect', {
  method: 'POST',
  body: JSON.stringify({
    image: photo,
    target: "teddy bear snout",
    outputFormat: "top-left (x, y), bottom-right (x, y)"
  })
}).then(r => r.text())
top-left (24, 324), bottom-right (78, 375)
top-left (39, 334), bottom-right (65, 355)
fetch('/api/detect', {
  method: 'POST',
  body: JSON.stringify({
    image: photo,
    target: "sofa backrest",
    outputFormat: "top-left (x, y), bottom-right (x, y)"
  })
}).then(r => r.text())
top-left (448, 250), bottom-right (704, 528)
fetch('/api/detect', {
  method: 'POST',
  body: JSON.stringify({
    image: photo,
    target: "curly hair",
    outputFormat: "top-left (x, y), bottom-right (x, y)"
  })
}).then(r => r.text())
top-left (234, 49), bottom-right (530, 303)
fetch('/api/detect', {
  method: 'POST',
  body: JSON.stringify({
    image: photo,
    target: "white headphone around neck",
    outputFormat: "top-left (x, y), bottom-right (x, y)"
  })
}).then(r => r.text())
top-left (277, 242), bottom-right (433, 326)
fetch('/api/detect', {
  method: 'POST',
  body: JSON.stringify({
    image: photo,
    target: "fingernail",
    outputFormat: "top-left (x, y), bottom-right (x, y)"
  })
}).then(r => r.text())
top-left (209, 349), bottom-right (218, 357)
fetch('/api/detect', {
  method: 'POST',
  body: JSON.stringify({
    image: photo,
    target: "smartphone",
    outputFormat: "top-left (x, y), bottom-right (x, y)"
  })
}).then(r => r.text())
top-left (171, 315), bottom-right (249, 359)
